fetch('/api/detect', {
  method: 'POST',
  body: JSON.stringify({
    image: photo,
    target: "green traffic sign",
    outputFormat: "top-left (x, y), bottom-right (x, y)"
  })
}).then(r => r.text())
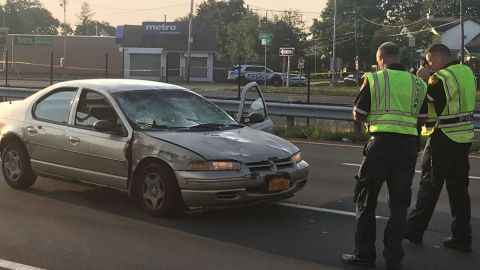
top-left (258, 33), bottom-right (273, 40)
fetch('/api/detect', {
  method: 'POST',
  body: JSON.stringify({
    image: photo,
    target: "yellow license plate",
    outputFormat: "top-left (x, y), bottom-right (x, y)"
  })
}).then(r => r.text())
top-left (268, 178), bottom-right (291, 192)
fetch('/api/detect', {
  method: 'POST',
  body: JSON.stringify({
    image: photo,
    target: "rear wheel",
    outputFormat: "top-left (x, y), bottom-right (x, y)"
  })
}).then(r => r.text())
top-left (135, 163), bottom-right (184, 217)
top-left (1, 142), bottom-right (37, 189)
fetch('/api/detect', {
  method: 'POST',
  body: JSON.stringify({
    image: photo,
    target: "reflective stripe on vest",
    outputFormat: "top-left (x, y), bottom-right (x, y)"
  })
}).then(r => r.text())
top-left (434, 64), bottom-right (476, 143)
top-left (365, 69), bottom-right (427, 136)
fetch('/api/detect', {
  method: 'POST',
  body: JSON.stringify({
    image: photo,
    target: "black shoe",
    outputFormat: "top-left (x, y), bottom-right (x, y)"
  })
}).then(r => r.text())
top-left (341, 254), bottom-right (375, 268)
top-left (443, 237), bottom-right (472, 253)
top-left (404, 233), bottom-right (422, 245)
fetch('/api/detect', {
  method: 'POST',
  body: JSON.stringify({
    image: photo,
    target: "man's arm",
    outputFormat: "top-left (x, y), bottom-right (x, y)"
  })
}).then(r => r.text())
top-left (352, 77), bottom-right (370, 122)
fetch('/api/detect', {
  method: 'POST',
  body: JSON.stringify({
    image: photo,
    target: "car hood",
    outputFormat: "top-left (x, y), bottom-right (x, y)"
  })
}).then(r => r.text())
top-left (144, 127), bottom-right (298, 163)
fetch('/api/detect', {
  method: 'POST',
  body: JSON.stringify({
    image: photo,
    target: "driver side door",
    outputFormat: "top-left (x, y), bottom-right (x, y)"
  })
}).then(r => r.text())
top-left (63, 88), bottom-right (130, 189)
top-left (236, 82), bottom-right (273, 132)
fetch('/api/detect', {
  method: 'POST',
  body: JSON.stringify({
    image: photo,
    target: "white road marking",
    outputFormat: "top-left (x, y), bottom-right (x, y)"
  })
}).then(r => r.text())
top-left (341, 163), bottom-right (480, 180)
top-left (273, 201), bottom-right (389, 220)
top-left (0, 259), bottom-right (46, 270)
top-left (290, 140), bottom-right (480, 159)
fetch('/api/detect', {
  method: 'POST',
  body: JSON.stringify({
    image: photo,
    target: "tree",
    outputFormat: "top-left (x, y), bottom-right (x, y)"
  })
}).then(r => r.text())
top-left (59, 23), bottom-right (73, 35)
top-left (261, 10), bottom-right (308, 69)
top-left (310, 0), bottom-right (383, 70)
top-left (424, 0), bottom-right (480, 18)
top-left (194, 0), bottom-right (247, 61)
top-left (3, 0), bottom-right (60, 34)
top-left (75, 1), bottom-right (95, 35)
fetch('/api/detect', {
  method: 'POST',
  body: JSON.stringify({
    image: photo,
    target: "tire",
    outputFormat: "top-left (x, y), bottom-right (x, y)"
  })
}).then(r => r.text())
top-left (1, 141), bottom-right (37, 189)
top-left (135, 163), bottom-right (184, 217)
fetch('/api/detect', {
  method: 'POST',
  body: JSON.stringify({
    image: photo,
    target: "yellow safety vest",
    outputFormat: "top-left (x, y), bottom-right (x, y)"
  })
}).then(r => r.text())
top-left (433, 64), bottom-right (476, 143)
top-left (365, 69), bottom-right (428, 136)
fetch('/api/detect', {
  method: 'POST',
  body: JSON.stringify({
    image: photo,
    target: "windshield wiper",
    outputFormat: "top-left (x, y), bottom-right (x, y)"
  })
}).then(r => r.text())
top-left (179, 123), bottom-right (244, 131)
top-left (136, 120), bottom-right (173, 130)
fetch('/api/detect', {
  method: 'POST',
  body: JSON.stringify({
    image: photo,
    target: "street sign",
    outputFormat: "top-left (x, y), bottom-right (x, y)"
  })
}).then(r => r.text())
top-left (279, 47), bottom-right (295, 56)
top-left (258, 33), bottom-right (273, 40)
top-left (261, 39), bottom-right (272, 45)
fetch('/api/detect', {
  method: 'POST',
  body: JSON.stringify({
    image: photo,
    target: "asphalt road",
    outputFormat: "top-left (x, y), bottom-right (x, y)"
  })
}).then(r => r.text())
top-left (0, 141), bottom-right (479, 270)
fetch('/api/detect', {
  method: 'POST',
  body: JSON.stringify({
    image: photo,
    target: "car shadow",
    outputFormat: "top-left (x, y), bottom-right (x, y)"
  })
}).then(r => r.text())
top-left (23, 179), bottom-right (480, 270)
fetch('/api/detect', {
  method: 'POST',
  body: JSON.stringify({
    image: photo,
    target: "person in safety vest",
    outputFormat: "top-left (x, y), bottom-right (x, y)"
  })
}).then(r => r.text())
top-left (342, 42), bottom-right (428, 270)
top-left (405, 44), bottom-right (476, 253)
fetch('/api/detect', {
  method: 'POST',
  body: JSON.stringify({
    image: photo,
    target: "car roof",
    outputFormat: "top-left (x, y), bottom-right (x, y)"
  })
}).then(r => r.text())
top-left (49, 79), bottom-right (187, 93)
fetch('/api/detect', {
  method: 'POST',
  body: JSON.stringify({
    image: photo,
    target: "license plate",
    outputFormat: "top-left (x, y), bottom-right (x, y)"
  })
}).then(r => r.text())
top-left (268, 177), bottom-right (291, 192)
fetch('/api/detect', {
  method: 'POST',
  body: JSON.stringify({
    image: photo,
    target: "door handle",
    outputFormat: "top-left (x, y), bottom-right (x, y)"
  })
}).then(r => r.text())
top-left (27, 127), bottom-right (37, 135)
top-left (69, 136), bottom-right (80, 144)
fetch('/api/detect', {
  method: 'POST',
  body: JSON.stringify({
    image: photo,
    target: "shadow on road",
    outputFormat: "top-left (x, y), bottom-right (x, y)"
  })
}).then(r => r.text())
top-left (23, 180), bottom-right (480, 270)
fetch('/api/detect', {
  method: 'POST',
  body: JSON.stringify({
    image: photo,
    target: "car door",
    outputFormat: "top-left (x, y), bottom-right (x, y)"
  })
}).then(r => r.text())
top-left (26, 87), bottom-right (78, 176)
top-left (236, 82), bottom-right (273, 132)
top-left (63, 88), bottom-right (130, 189)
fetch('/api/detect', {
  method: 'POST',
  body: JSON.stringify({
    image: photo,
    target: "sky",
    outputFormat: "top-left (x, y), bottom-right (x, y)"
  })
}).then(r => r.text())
top-left (39, 0), bottom-right (327, 28)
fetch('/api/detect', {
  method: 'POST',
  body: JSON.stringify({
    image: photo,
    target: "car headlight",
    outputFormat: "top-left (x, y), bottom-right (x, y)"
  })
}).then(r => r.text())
top-left (187, 161), bottom-right (240, 171)
top-left (292, 152), bottom-right (302, 163)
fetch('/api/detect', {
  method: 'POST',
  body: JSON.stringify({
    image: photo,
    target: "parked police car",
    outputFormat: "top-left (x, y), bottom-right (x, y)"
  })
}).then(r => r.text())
top-left (228, 65), bottom-right (284, 86)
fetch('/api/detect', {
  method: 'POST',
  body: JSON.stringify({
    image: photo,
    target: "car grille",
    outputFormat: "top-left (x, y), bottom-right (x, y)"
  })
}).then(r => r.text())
top-left (245, 158), bottom-right (294, 172)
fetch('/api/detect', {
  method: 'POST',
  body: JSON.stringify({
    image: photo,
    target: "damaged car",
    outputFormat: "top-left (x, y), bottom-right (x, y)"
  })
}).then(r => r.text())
top-left (0, 79), bottom-right (309, 217)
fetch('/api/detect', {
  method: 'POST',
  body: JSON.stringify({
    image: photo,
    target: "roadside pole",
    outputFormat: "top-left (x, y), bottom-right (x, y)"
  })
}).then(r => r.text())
top-left (237, 54), bottom-right (241, 99)
top-left (279, 47), bottom-right (294, 88)
top-left (307, 55), bottom-right (311, 127)
top-left (264, 42), bottom-right (267, 88)
top-left (287, 56), bottom-right (290, 87)
top-left (105, 51), bottom-right (109, 78)
top-left (50, 50), bottom-right (53, 85)
top-left (259, 33), bottom-right (273, 89)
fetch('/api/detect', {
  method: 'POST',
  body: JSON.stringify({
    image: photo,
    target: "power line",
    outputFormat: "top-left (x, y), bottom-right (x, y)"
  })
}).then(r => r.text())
top-left (249, 4), bottom-right (322, 15)
top-left (358, 0), bottom-right (457, 29)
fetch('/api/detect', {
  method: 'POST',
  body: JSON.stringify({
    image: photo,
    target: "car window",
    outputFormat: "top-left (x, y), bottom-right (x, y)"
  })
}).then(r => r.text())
top-left (75, 89), bottom-right (120, 130)
top-left (33, 88), bottom-right (77, 124)
top-left (239, 86), bottom-right (266, 125)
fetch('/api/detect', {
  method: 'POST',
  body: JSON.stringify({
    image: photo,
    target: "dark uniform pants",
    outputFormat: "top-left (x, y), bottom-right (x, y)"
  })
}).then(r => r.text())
top-left (354, 134), bottom-right (418, 265)
top-left (406, 130), bottom-right (472, 244)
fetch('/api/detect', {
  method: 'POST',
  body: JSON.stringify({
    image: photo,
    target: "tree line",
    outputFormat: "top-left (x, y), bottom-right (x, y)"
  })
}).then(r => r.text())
top-left (0, 0), bottom-right (115, 36)
top-left (1, 0), bottom-right (479, 71)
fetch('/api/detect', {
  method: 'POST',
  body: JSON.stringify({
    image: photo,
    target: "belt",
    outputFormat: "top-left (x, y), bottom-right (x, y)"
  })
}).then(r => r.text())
top-left (370, 132), bottom-right (417, 140)
top-left (438, 113), bottom-right (474, 125)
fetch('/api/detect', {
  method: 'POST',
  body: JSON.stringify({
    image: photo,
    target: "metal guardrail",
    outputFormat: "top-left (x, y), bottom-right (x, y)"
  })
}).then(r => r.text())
top-left (0, 87), bottom-right (479, 129)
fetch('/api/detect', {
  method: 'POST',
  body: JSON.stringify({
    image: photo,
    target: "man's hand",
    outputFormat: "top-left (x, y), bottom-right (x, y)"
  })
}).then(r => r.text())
top-left (416, 67), bottom-right (430, 80)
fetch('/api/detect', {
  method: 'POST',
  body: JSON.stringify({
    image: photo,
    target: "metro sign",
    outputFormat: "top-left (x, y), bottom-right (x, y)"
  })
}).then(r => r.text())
top-left (279, 47), bottom-right (295, 56)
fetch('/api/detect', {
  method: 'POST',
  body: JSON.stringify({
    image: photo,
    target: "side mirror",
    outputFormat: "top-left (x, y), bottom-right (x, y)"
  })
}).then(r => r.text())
top-left (93, 120), bottom-right (117, 133)
top-left (241, 113), bottom-right (265, 125)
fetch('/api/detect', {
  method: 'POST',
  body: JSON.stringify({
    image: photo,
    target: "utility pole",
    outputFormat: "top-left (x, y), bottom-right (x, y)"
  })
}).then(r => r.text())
top-left (186, 0), bottom-right (193, 83)
top-left (354, 0), bottom-right (359, 86)
top-left (460, 0), bottom-right (465, 63)
top-left (60, 0), bottom-right (67, 77)
top-left (331, 0), bottom-right (337, 86)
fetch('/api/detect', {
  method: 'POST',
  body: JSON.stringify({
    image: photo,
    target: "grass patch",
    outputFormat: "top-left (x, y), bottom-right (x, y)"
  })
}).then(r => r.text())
top-left (471, 141), bottom-right (480, 153)
top-left (265, 85), bottom-right (358, 96)
top-left (273, 120), bottom-right (369, 142)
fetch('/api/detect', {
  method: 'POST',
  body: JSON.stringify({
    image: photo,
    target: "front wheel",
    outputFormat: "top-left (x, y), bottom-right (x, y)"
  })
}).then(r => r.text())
top-left (135, 163), bottom-right (184, 217)
top-left (2, 142), bottom-right (37, 189)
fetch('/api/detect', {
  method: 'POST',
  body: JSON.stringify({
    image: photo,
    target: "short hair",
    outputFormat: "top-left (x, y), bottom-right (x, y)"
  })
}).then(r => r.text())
top-left (426, 44), bottom-right (451, 57)
top-left (377, 42), bottom-right (399, 58)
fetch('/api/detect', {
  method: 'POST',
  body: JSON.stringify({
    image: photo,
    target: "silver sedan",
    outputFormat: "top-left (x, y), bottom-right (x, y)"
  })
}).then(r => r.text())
top-left (0, 79), bottom-right (309, 216)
